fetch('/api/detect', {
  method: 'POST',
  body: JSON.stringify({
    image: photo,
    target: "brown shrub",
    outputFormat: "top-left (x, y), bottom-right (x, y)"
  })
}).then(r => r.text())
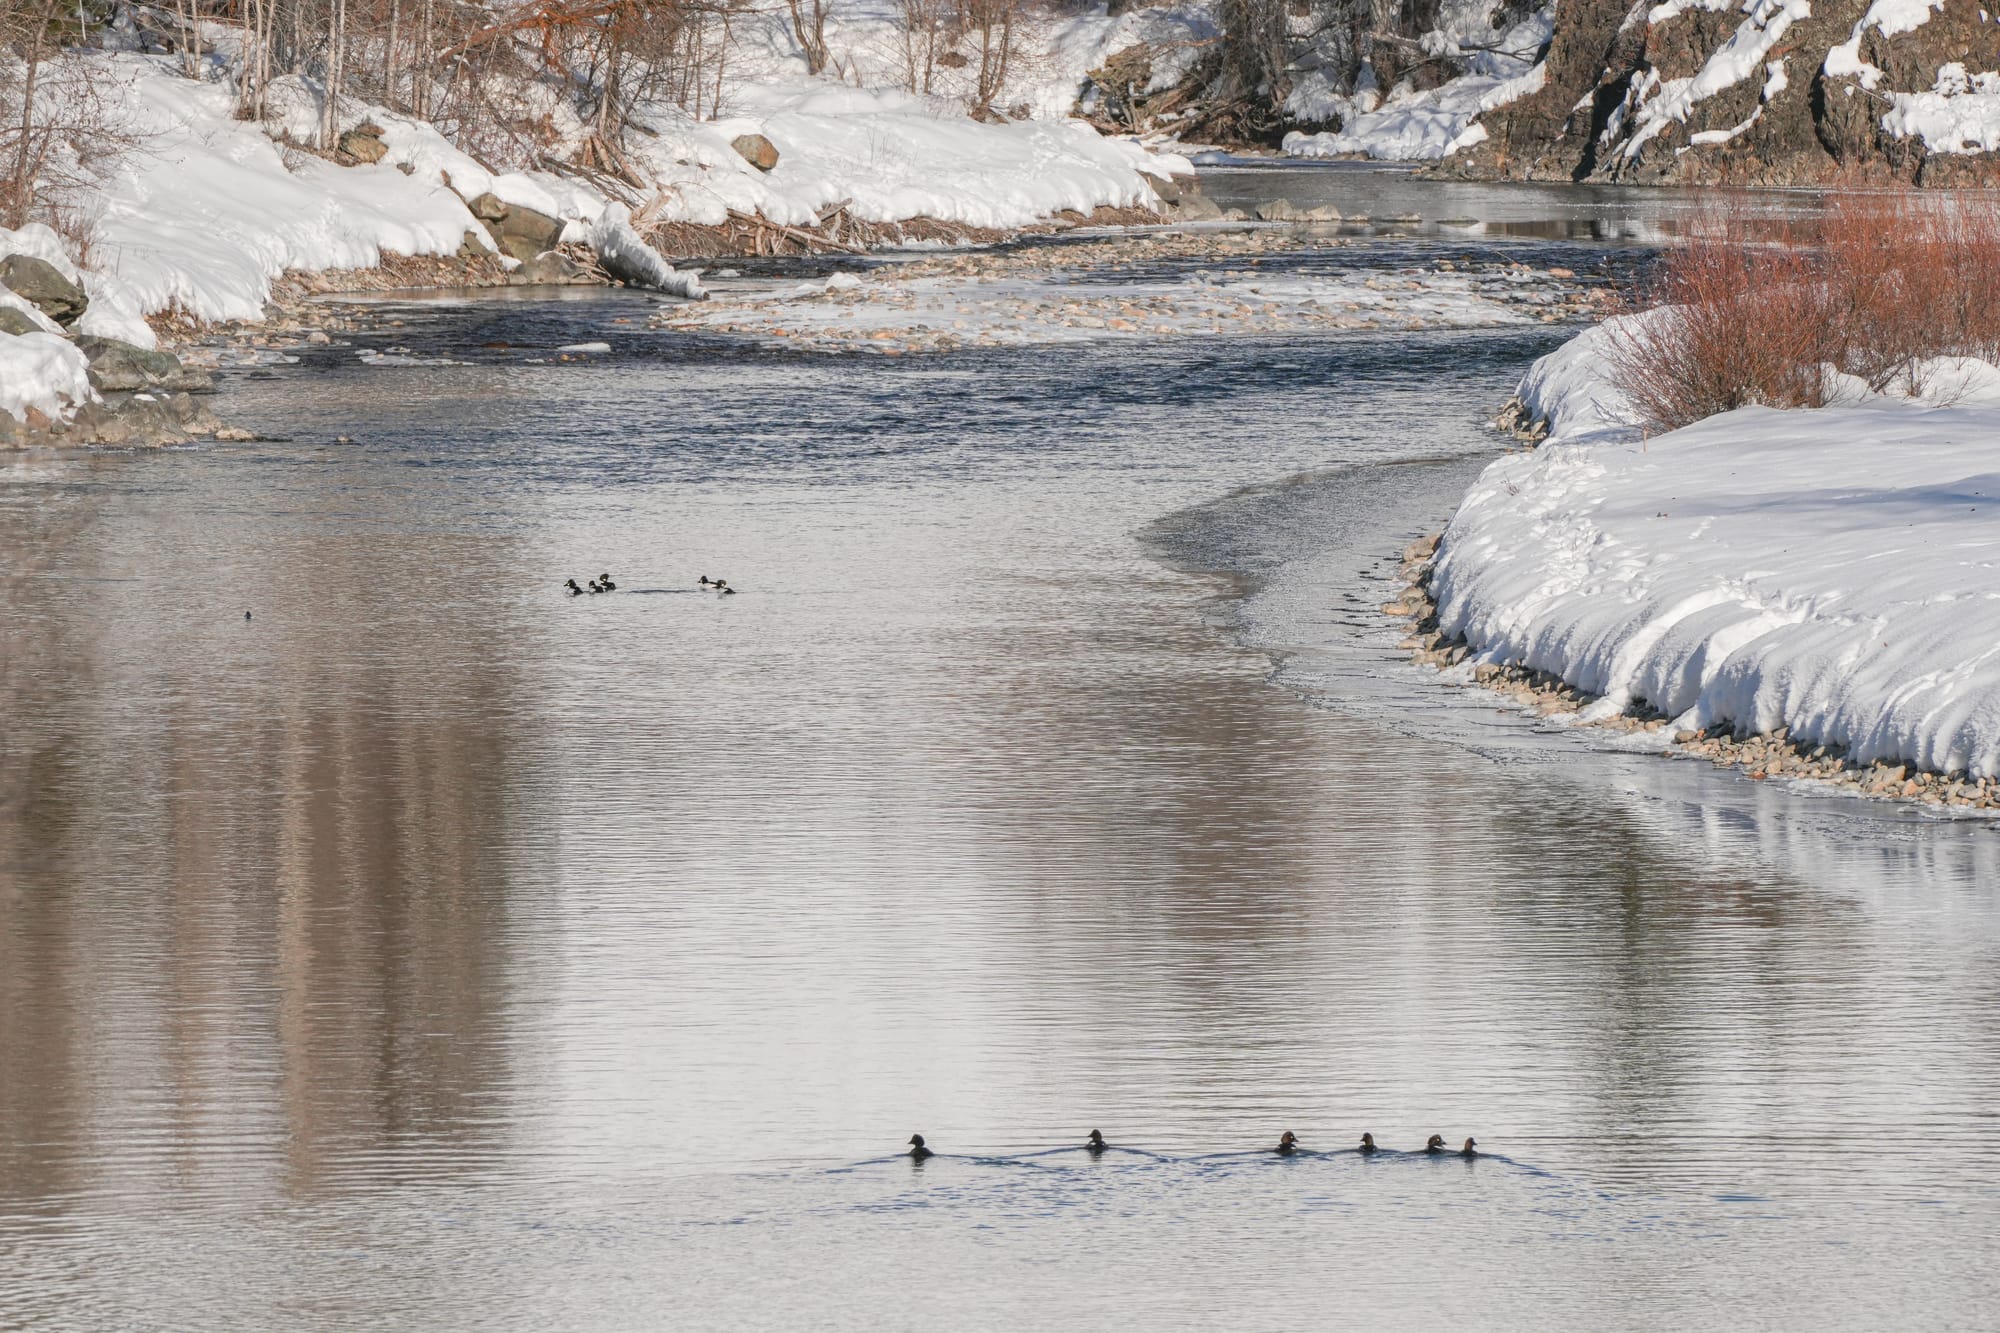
top-left (1608, 191), bottom-right (2000, 432)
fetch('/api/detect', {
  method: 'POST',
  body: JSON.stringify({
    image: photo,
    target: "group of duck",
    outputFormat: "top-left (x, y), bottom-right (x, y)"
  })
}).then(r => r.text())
top-left (904, 1130), bottom-right (1478, 1161)
top-left (562, 574), bottom-right (739, 596)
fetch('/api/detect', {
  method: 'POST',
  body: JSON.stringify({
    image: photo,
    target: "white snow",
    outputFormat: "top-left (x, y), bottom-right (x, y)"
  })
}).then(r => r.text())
top-left (588, 207), bottom-right (708, 300)
top-left (1434, 328), bottom-right (2000, 777)
top-left (1880, 64), bottom-right (2000, 154)
top-left (0, 333), bottom-right (97, 423)
top-left (1283, 63), bottom-right (1547, 161)
top-left (1283, 7), bottom-right (1551, 161)
top-left (1824, 0), bottom-right (1947, 90)
top-left (0, 24), bottom-right (1190, 353)
top-left (1622, 0), bottom-right (1809, 159)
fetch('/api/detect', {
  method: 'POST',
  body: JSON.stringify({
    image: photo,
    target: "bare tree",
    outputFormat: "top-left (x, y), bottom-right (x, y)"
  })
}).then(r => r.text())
top-left (785, 0), bottom-right (831, 76)
top-left (896, 0), bottom-right (947, 94)
top-left (963, 0), bottom-right (1015, 115)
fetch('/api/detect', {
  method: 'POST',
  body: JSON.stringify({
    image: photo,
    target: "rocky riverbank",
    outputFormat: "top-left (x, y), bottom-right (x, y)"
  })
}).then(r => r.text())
top-left (1389, 534), bottom-right (2000, 813)
top-left (0, 248), bottom-right (242, 449)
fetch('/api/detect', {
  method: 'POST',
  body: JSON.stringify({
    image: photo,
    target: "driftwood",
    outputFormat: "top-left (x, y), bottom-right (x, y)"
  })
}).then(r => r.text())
top-left (725, 207), bottom-right (867, 255)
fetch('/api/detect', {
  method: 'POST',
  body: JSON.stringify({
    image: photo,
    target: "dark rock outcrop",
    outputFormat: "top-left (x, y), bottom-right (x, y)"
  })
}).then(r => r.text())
top-left (1438, 0), bottom-right (2000, 184)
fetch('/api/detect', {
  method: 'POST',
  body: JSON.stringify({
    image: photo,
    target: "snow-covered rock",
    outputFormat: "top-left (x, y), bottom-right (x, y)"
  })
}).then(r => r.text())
top-left (0, 332), bottom-right (97, 423)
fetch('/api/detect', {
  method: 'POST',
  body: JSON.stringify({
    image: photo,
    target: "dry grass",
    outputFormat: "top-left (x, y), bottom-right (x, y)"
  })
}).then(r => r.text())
top-left (1609, 192), bottom-right (2000, 432)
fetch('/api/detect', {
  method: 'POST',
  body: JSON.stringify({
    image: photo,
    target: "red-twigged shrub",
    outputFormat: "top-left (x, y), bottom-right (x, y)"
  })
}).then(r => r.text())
top-left (1608, 192), bottom-right (2000, 432)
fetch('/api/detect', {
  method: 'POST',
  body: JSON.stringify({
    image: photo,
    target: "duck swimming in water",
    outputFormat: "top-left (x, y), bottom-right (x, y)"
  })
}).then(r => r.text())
top-left (565, 578), bottom-right (585, 596)
top-left (598, 572), bottom-right (616, 591)
top-left (698, 575), bottom-right (712, 587)
top-left (1425, 1134), bottom-right (1446, 1155)
top-left (1460, 1137), bottom-right (1478, 1159)
top-left (1275, 1131), bottom-right (1299, 1156)
top-left (587, 579), bottom-right (605, 594)
top-left (1359, 1132), bottom-right (1378, 1155)
top-left (908, 1133), bottom-right (932, 1162)
top-left (716, 579), bottom-right (736, 595)
top-left (1086, 1129), bottom-right (1107, 1155)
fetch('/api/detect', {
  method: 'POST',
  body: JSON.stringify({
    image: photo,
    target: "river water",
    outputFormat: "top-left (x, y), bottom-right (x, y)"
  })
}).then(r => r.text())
top-left (3, 175), bottom-right (1998, 1330)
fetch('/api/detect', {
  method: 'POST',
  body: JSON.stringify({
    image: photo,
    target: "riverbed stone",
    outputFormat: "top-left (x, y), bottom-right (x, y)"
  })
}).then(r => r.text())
top-left (731, 134), bottom-right (780, 172)
top-left (0, 255), bottom-right (87, 324)
top-left (513, 251), bottom-right (599, 285)
top-left (76, 336), bottom-right (214, 394)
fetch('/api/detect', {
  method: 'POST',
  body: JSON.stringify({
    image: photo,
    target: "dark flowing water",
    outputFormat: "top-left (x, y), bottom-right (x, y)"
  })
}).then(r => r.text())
top-left (3, 216), bottom-right (1999, 1330)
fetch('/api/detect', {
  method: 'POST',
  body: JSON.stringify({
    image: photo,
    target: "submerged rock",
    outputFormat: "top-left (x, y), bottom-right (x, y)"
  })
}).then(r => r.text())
top-left (0, 254), bottom-right (87, 325)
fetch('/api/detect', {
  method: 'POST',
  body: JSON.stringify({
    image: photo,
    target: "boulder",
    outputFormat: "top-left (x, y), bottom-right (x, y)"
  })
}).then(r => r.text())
top-left (1175, 194), bottom-right (1224, 222)
top-left (0, 305), bottom-right (43, 336)
top-left (466, 191), bottom-right (509, 222)
top-left (1253, 199), bottom-right (1300, 222)
top-left (495, 202), bottom-right (564, 252)
top-left (75, 336), bottom-right (213, 394)
top-left (1145, 173), bottom-right (1190, 204)
top-left (0, 254), bottom-right (86, 325)
top-left (338, 124), bottom-right (388, 164)
top-left (730, 133), bottom-right (780, 172)
top-left (513, 251), bottom-right (600, 285)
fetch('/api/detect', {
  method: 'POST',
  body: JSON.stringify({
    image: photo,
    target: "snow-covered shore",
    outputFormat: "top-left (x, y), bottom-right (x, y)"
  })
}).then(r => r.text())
top-left (1429, 326), bottom-right (2000, 783)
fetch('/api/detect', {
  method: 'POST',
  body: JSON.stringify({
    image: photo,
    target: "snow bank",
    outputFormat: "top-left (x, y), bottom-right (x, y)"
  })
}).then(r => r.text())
top-left (43, 53), bottom-right (1183, 333)
top-left (1434, 330), bottom-right (2000, 777)
top-left (623, 84), bottom-right (1182, 231)
top-left (88, 57), bottom-right (484, 325)
top-left (0, 333), bottom-right (96, 423)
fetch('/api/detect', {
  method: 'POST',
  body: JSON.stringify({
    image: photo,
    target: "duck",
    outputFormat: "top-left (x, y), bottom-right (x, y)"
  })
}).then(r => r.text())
top-left (1460, 1137), bottom-right (1478, 1159)
top-left (908, 1133), bottom-right (933, 1162)
top-left (1359, 1132), bottom-right (1379, 1155)
top-left (698, 575), bottom-right (714, 587)
top-left (587, 579), bottom-right (605, 594)
top-left (716, 579), bottom-right (736, 595)
top-left (1425, 1134), bottom-right (1446, 1155)
top-left (1086, 1129), bottom-right (1107, 1155)
top-left (565, 578), bottom-right (585, 596)
top-left (1275, 1131), bottom-right (1299, 1156)
top-left (598, 572), bottom-right (616, 591)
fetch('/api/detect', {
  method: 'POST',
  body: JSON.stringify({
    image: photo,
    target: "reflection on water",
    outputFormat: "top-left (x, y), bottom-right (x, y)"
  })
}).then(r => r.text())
top-left (3, 220), bottom-right (1999, 1329)
top-left (1194, 161), bottom-right (1840, 241)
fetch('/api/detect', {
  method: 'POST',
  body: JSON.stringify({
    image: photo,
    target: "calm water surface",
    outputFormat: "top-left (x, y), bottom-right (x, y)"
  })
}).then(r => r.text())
top-left (2, 209), bottom-right (1998, 1329)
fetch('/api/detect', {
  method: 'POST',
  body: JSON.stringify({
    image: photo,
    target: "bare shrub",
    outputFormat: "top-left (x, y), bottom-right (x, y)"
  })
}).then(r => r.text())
top-left (963, 0), bottom-right (1017, 116)
top-left (897, 0), bottom-right (950, 94)
top-left (1609, 192), bottom-right (2000, 433)
top-left (0, 1), bottom-right (138, 232)
top-left (785, 0), bottom-right (832, 77)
